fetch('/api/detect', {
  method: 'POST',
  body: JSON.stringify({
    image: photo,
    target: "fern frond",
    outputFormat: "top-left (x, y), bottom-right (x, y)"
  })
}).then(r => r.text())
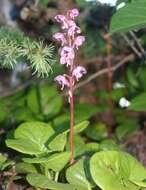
top-left (0, 26), bottom-right (55, 77)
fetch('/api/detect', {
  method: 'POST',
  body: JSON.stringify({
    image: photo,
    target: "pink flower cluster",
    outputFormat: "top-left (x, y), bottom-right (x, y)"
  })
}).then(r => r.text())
top-left (53, 8), bottom-right (87, 95)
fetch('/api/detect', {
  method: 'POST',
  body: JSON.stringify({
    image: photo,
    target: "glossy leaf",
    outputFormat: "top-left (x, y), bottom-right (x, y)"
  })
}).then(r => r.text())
top-left (53, 119), bottom-right (89, 135)
top-left (90, 151), bottom-right (146, 190)
top-left (16, 162), bottom-right (38, 174)
top-left (27, 174), bottom-right (86, 190)
top-left (66, 158), bottom-right (93, 190)
top-left (15, 122), bottom-right (55, 144)
top-left (48, 133), bottom-right (67, 151)
top-left (45, 152), bottom-right (71, 172)
top-left (6, 139), bottom-right (48, 155)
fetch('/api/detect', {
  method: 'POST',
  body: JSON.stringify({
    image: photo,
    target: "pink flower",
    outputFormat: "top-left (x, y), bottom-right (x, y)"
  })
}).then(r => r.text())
top-left (68, 25), bottom-right (81, 36)
top-left (67, 8), bottom-right (79, 19)
top-left (53, 33), bottom-right (66, 45)
top-left (73, 66), bottom-right (87, 81)
top-left (60, 46), bottom-right (75, 66)
top-left (54, 14), bottom-right (66, 23)
top-left (54, 14), bottom-right (68, 29)
top-left (74, 36), bottom-right (85, 49)
top-left (54, 75), bottom-right (69, 90)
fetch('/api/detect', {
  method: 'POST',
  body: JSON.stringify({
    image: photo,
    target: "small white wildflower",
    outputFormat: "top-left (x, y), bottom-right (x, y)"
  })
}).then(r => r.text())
top-left (96, 0), bottom-right (117, 6)
top-left (117, 2), bottom-right (126, 10)
top-left (113, 82), bottom-right (125, 89)
top-left (119, 97), bottom-right (131, 108)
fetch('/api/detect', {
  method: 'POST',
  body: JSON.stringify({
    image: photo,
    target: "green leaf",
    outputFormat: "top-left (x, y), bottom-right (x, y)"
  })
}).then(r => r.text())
top-left (45, 152), bottom-right (71, 172)
top-left (6, 139), bottom-right (47, 155)
top-left (85, 143), bottom-right (99, 155)
top-left (127, 68), bottom-right (139, 88)
top-left (23, 152), bottom-right (70, 172)
top-left (53, 119), bottom-right (89, 135)
top-left (16, 162), bottom-right (38, 174)
top-left (74, 121), bottom-right (90, 134)
top-left (1, 160), bottom-right (15, 171)
top-left (110, 0), bottom-right (146, 34)
top-left (27, 85), bottom-right (62, 119)
top-left (90, 151), bottom-right (146, 190)
top-left (116, 119), bottom-right (138, 140)
top-left (99, 140), bottom-right (120, 151)
top-left (6, 122), bottom-right (55, 155)
top-left (66, 158), bottom-right (93, 190)
top-left (27, 174), bottom-right (85, 190)
top-left (132, 179), bottom-right (146, 187)
top-left (66, 135), bottom-right (86, 158)
top-left (128, 93), bottom-right (146, 111)
top-left (0, 154), bottom-right (7, 164)
top-left (15, 122), bottom-right (55, 146)
top-left (74, 104), bottom-right (98, 123)
top-left (48, 133), bottom-right (67, 151)
top-left (85, 123), bottom-right (108, 141)
top-left (23, 157), bottom-right (49, 164)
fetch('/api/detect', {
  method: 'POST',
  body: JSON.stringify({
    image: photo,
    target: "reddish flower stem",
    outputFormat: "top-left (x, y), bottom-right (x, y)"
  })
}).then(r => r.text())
top-left (69, 76), bottom-right (75, 164)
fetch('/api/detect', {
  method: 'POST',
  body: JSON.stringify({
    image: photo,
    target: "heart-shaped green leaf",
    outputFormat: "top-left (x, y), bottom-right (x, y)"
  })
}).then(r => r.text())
top-left (6, 122), bottom-right (55, 155)
top-left (90, 151), bottom-right (146, 190)
top-left (15, 122), bottom-right (54, 144)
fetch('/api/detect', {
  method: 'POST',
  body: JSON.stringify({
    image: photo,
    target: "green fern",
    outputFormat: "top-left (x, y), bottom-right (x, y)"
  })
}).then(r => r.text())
top-left (0, 26), bottom-right (55, 77)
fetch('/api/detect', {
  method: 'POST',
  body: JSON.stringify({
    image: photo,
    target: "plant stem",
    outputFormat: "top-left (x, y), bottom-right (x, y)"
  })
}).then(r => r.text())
top-left (54, 172), bottom-right (59, 182)
top-left (69, 76), bottom-right (75, 164)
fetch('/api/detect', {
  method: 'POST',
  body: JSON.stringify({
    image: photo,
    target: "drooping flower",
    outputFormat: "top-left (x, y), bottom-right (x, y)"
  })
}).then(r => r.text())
top-left (67, 8), bottom-right (79, 19)
top-left (54, 75), bottom-right (69, 90)
top-left (54, 14), bottom-right (66, 23)
top-left (72, 66), bottom-right (87, 81)
top-left (74, 36), bottom-right (85, 49)
top-left (53, 33), bottom-right (67, 45)
top-left (54, 14), bottom-right (68, 29)
top-left (60, 46), bottom-right (75, 66)
top-left (68, 25), bottom-right (81, 37)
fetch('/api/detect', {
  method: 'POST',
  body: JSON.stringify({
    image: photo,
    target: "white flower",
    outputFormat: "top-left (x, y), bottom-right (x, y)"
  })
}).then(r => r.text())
top-left (117, 2), bottom-right (126, 10)
top-left (113, 82), bottom-right (125, 89)
top-left (96, 0), bottom-right (117, 6)
top-left (119, 97), bottom-right (131, 108)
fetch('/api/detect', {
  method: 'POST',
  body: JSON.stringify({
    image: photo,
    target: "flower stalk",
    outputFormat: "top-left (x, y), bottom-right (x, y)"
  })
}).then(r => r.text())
top-left (53, 8), bottom-right (87, 163)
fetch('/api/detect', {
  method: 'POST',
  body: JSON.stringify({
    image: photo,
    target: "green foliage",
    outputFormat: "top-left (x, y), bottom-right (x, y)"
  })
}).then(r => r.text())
top-left (85, 122), bottom-right (108, 141)
top-left (0, 154), bottom-right (14, 171)
top-left (0, 26), bottom-right (54, 77)
top-left (6, 122), bottom-right (54, 155)
top-left (110, 0), bottom-right (146, 34)
top-left (128, 93), bottom-right (146, 111)
top-left (27, 174), bottom-right (86, 190)
top-left (5, 118), bottom-right (91, 188)
top-left (90, 151), bottom-right (146, 190)
top-left (66, 158), bottom-right (94, 189)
